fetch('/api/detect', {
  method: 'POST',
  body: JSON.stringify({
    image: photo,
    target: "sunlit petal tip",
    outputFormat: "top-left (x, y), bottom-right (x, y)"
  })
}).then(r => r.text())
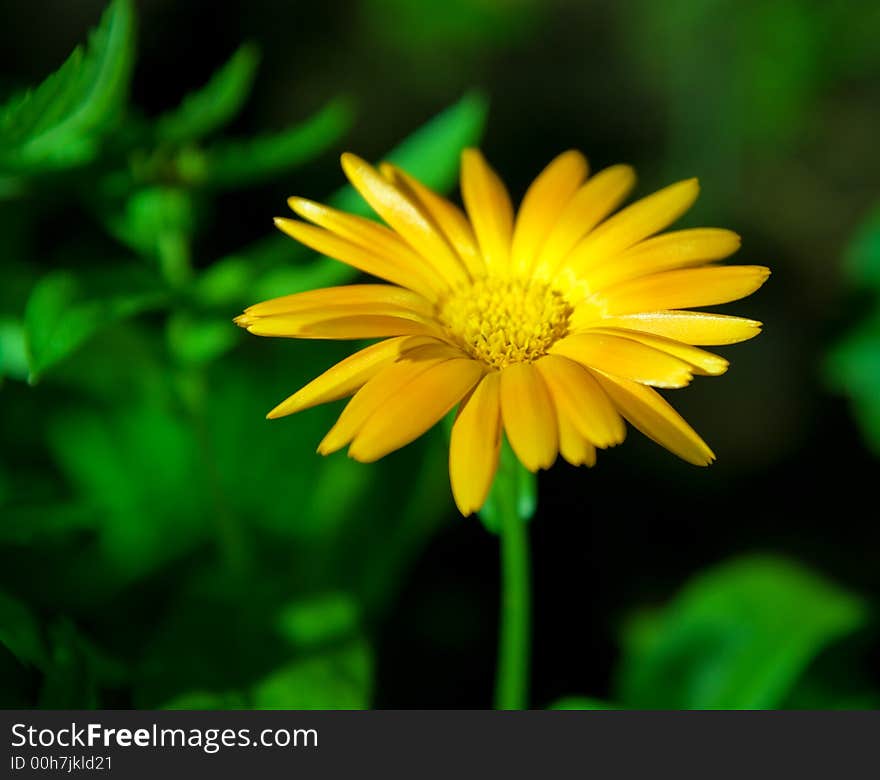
top-left (750, 266), bottom-right (772, 292)
top-left (316, 438), bottom-right (338, 456)
top-left (273, 216), bottom-right (301, 237)
top-left (347, 442), bottom-right (379, 463)
top-left (654, 372), bottom-right (694, 389)
top-left (317, 414), bottom-right (361, 456)
top-left (340, 151), bottom-right (369, 180)
top-left (233, 313), bottom-right (254, 328)
top-left (286, 195), bottom-right (315, 215)
top-left (449, 372), bottom-right (502, 517)
top-left (675, 177), bottom-right (700, 200)
top-left (560, 148), bottom-right (588, 165)
top-left (266, 401), bottom-right (302, 421)
top-left (710, 358), bottom-right (730, 375)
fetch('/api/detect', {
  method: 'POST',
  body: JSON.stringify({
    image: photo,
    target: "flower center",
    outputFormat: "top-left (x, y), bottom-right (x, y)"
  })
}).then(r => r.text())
top-left (437, 277), bottom-right (573, 369)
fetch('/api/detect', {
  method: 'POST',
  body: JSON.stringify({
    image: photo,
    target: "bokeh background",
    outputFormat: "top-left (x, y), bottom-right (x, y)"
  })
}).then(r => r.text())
top-left (1, 0), bottom-right (879, 709)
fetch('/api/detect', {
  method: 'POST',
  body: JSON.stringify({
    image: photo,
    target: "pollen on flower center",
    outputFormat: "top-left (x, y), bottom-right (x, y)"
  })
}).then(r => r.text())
top-left (437, 277), bottom-right (573, 369)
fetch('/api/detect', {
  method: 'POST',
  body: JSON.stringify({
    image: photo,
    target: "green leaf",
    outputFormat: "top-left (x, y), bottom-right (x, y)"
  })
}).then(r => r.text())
top-left (843, 203), bottom-right (880, 290)
top-left (200, 99), bottom-right (353, 187)
top-left (166, 311), bottom-right (240, 366)
top-left (826, 204), bottom-right (880, 451)
top-left (251, 638), bottom-right (372, 709)
top-left (193, 91), bottom-right (489, 308)
top-left (826, 311), bottom-right (880, 399)
top-left (277, 593), bottom-right (359, 649)
top-left (478, 437), bottom-right (537, 534)
top-left (160, 637), bottom-right (372, 710)
top-left (0, 0), bottom-right (135, 172)
top-left (548, 696), bottom-right (617, 710)
top-left (24, 268), bottom-right (167, 381)
top-left (109, 186), bottom-right (196, 287)
top-left (825, 307), bottom-right (880, 454)
top-left (155, 43), bottom-right (260, 145)
top-left (0, 318), bottom-right (29, 381)
top-left (0, 590), bottom-right (48, 669)
top-left (617, 555), bottom-right (868, 709)
top-left (46, 400), bottom-right (204, 582)
top-left (106, 187), bottom-right (196, 268)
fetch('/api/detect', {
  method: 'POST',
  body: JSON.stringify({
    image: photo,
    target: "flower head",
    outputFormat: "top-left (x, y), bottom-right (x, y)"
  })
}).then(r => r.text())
top-left (237, 150), bottom-right (768, 515)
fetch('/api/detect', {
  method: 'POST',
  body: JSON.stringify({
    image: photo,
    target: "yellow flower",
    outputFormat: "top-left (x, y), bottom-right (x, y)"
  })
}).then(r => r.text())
top-left (236, 150), bottom-right (768, 515)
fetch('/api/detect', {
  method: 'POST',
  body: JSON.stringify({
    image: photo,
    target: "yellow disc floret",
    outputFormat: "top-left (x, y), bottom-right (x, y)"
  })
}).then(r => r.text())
top-left (438, 277), bottom-right (573, 369)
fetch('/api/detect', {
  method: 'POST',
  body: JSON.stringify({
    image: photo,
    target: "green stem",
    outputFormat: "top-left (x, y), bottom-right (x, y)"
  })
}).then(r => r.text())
top-left (494, 479), bottom-right (531, 710)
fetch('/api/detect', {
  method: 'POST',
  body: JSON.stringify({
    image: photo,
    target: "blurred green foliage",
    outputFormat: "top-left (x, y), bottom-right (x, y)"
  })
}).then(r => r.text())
top-left (827, 206), bottom-right (880, 453)
top-left (0, 0), bottom-right (488, 708)
top-left (0, 0), bottom-right (134, 173)
top-left (552, 556), bottom-right (877, 710)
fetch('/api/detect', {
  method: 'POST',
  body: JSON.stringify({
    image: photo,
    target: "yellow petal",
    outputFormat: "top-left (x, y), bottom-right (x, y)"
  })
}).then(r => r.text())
top-left (461, 148), bottom-right (514, 273)
top-left (583, 327), bottom-right (729, 376)
top-left (381, 163), bottom-right (485, 278)
top-left (244, 304), bottom-right (441, 340)
top-left (594, 311), bottom-right (763, 345)
top-left (318, 343), bottom-right (462, 454)
top-left (565, 178), bottom-right (700, 276)
top-left (551, 332), bottom-right (694, 389)
top-left (287, 196), bottom-right (440, 287)
top-left (449, 372), bottom-right (502, 516)
top-left (511, 150), bottom-right (588, 276)
top-left (601, 265), bottom-right (770, 315)
top-left (535, 354), bottom-right (626, 447)
top-left (556, 409), bottom-right (597, 467)
top-left (500, 363), bottom-right (557, 471)
top-left (340, 153), bottom-right (469, 287)
top-left (266, 335), bottom-right (438, 419)
top-left (585, 228), bottom-right (741, 290)
top-left (274, 217), bottom-right (439, 300)
top-left (245, 284), bottom-right (434, 318)
top-left (589, 370), bottom-right (715, 466)
top-left (241, 284), bottom-right (443, 340)
top-left (349, 358), bottom-right (484, 462)
top-left (534, 164), bottom-right (637, 278)
top-left (247, 312), bottom-right (442, 341)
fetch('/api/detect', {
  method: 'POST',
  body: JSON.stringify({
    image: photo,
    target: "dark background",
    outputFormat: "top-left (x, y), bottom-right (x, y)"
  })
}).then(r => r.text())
top-left (1, 0), bottom-right (879, 708)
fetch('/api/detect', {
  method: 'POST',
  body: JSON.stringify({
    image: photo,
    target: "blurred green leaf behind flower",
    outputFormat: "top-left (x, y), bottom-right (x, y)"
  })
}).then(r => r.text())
top-left (0, 0), bottom-right (134, 173)
top-left (0, 0), bottom-right (488, 708)
top-left (552, 555), bottom-right (876, 710)
top-left (827, 206), bottom-right (880, 453)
